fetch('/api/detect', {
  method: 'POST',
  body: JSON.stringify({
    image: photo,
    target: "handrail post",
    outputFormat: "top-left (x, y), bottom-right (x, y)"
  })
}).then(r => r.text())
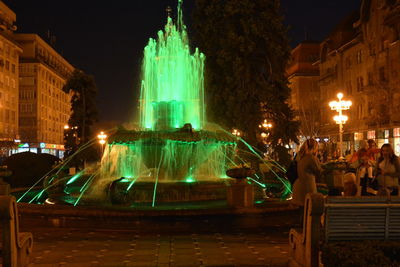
top-left (305, 193), bottom-right (324, 267)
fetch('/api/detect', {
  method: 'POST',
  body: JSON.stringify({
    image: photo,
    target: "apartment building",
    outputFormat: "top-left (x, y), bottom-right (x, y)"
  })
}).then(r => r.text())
top-left (14, 34), bottom-right (74, 157)
top-left (289, 0), bottom-right (400, 155)
top-left (318, 0), bottom-right (400, 154)
top-left (0, 1), bottom-right (22, 156)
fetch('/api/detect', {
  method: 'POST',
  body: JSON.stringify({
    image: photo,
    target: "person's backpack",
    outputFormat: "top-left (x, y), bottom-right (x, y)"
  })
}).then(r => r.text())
top-left (286, 156), bottom-right (298, 185)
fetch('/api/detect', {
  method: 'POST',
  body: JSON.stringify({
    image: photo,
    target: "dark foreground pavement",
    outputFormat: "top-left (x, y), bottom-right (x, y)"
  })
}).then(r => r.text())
top-left (17, 209), bottom-right (299, 267)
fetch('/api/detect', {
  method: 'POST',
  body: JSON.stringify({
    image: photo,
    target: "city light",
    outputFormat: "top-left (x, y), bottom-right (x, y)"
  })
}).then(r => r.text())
top-left (259, 119), bottom-right (272, 129)
top-left (329, 92), bottom-right (352, 158)
top-left (333, 114), bottom-right (348, 124)
top-left (97, 131), bottom-right (107, 144)
top-left (97, 131), bottom-right (107, 154)
top-left (64, 125), bottom-right (70, 130)
top-left (232, 129), bottom-right (241, 137)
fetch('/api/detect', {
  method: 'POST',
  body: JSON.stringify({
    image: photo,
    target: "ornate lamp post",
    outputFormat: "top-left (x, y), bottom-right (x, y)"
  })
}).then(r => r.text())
top-left (329, 92), bottom-right (352, 159)
top-left (259, 119), bottom-right (272, 130)
top-left (259, 119), bottom-right (272, 139)
top-left (97, 131), bottom-right (107, 154)
top-left (232, 129), bottom-right (241, 137)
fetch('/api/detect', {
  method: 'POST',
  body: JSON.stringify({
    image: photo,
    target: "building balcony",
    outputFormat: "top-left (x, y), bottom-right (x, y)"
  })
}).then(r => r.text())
top-left (36, 54), bottom-right (70, 80)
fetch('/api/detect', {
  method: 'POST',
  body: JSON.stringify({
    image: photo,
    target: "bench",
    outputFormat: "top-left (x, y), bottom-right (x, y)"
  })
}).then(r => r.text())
top-left (288, 193), bottom-right (400, 267)
top-left (0, 196), bottom-right (33, 267)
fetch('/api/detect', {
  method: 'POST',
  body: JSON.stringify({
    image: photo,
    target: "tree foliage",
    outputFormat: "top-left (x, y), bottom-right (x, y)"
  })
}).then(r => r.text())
top-left (4, 152), bottom-right (61, 188)
top-left (62, 69), bottom-right (98, 157)
top-left (193, 0), bottom-right (299, 148)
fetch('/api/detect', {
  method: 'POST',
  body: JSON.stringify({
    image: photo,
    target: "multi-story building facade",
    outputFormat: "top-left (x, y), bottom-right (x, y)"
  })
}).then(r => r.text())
top-left (0, 1), bottom-right (22, 156)
top-left (287, 41), bottom-right (320, 139)
top-left (13, 34), bottom-right (74, 157)
top-left (289, 0), bottom-right (400, 155)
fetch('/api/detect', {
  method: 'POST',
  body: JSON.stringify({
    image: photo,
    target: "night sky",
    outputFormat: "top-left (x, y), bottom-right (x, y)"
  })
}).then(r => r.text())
top-left (4, 0), bottom-right (361, 124)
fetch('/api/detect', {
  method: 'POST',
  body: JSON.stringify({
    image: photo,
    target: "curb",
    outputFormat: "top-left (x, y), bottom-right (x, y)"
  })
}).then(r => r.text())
top-left (17, 201), bottom-right (298, 218)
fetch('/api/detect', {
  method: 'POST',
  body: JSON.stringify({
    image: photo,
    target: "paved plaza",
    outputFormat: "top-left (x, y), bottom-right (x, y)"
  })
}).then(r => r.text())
top-left (16, 211), bottom-right (297, 267)
top-left (27, 229), bottom-right (290, 266)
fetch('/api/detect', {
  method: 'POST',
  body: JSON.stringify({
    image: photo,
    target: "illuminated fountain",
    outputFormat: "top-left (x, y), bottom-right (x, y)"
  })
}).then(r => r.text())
top-left (18, 0), bottom-right (291, 207)
top-left (70, 0), bottom-right (237, 205)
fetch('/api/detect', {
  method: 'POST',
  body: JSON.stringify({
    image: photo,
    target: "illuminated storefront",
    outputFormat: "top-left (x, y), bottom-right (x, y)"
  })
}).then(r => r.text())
top-left (394, 128), bottom-right (400, 156)
top-left (11, 142), bottom-right (65, 158)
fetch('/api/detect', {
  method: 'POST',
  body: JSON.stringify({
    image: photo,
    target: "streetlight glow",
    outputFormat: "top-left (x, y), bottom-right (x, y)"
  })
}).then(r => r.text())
top-left (333, 114), bottom-right (348, 124)
top-left (232, 129), bottom-right (241, 137)
top-left (329, 92), bottom-right (352, 159)
top-left (259, 119), bottom-right (272, 129)
top-left (97, 131), bottom-right (107, 154)
top-left (97, 131), bottom-right (107, 144)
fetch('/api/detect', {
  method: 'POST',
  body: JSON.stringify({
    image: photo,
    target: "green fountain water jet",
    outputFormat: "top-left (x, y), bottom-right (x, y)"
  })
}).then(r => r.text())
top-left (96, 0), bottom-right (235, 186)
top-left (140, 0), bottom-right (205, 130)
top-left (21, 0), bottom-right (289, 207)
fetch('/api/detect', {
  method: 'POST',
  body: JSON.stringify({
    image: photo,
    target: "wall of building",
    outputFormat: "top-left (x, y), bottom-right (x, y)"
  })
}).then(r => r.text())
top-left (0, 36), bottom-right (21, 141)
top-left (288, 0), bottom-right (400, 155)
top-left (14, 34), bottom-right (74, 156)
top-left (0, 1), bottom-right (76, 158)
top-left (287, 42), bottom-right (320, 138)
top-left (0, 2), bottom-right (22, 158)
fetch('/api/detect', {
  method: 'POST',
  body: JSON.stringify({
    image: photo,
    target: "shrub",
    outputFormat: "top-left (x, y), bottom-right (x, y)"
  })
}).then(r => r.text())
top-left (322, 241), bottom-right (400, 267)
top-left (4, 152), bottom-right (60, 188)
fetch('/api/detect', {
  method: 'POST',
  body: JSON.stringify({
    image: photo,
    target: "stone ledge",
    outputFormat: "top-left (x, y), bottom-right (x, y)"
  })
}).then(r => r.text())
top-left (17, 200), bottom-right (297, 218)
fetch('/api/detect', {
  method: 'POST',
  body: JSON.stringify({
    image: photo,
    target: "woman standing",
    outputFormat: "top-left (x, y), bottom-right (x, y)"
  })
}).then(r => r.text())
top-left (292, 139), bottom-right (323, 207)
top-left (376, 144), bottom-right (400, 196)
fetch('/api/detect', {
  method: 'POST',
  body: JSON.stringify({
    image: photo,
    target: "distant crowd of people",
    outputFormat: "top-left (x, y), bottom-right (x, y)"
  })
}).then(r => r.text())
top-left (291, 138), bottom-right (400, 208)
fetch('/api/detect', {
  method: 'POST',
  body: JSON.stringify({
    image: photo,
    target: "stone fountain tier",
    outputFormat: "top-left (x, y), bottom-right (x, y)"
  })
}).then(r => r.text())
top-left (101, 128), bottom-right (237, 181)
top-left (108, 180), bottom-right (235, 205)
top-left (107, 128), bottom-right (237, 144)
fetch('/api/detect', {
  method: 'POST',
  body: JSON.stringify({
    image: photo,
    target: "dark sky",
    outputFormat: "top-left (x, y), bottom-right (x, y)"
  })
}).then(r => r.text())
top-left (4, 0), bottom-right (361, 123)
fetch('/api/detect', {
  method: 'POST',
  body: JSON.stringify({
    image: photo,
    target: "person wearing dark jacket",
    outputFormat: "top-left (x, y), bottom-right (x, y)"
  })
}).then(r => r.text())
top-left (376, 144), bottom-right (400, 196)
top-left (292, 138), bottom-right (323, 207)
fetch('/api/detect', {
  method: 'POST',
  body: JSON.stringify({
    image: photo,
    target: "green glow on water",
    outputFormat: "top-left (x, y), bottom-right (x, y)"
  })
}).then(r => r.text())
top-left (152, 150), bottom-right (164, 207)
top-left (247, 177), bottom-right (266, 188)
top-left (29, 189), bottom-right (45, 204)
top-left (120, 176), bottom-right (134, 183)
top-left (66, 171), bottom-right (83, 185)
top-left (185, 176), bottom-right (196, 183)
top-left (140, 0), bottom-right (205, 130)
top-left (126, 176), bottom-right (140, 192)
top-left (100, 139), bottom-right (235, 183)
top-left (74, 171), bottom-right (99, 206)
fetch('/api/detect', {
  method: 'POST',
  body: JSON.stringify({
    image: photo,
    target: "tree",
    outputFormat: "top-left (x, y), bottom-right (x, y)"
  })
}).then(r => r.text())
top-left (62, 69), bottom-right (98, 157)
top-left (297, 91), bottom-right (321, 138)
top-left (193, 0), bottom-right (299, 149)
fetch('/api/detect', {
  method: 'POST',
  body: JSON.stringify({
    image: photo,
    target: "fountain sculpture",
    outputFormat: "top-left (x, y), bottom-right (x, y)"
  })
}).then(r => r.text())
top-left (18, 0), bottom-right (291, 207)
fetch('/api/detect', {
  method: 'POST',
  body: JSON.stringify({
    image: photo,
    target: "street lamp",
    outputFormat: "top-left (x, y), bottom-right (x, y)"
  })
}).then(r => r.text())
top-left (97, 131), bottom-right (107, 154)
top-left (232, 129), bottom-right (241, 137)
top-left (259, 119), bottom-right (272, 129)
top-left (259, 119), bottom-right (272, 139)
top-left (329, 92), bottom-right (352, 159)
